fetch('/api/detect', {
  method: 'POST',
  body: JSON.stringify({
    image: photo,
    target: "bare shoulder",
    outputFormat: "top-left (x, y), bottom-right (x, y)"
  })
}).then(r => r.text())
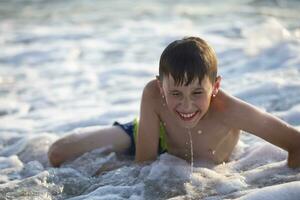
top-left (210, 89), bottom-right (257, 127)
top-left (141, 79), bottom-right (161, 111)
top-left (210, 89), bottom-right (241, 115)
top-left (209, 89), bottom-right (242, 130)
top-left (142, 79), bottom-right (160, 98)
top-left (211, 89), bottom-right (271, 132)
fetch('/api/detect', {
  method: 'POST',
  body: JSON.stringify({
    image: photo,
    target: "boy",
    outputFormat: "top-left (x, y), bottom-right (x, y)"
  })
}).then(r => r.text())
top-left (48, 36), bottom-right (300, 169)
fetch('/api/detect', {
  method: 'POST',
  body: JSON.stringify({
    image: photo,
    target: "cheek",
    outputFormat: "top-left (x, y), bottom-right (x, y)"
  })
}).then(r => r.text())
top-left (195, 96), bottom-right (211, 108)
top-left (195, 100), bottom-right (204, 107)
top-left (165, 97), bottom-right (178, 108)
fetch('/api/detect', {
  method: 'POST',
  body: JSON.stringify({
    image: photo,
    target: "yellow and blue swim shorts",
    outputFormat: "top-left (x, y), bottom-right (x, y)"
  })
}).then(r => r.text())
top-left (113, 118), bottom-right (168, 155)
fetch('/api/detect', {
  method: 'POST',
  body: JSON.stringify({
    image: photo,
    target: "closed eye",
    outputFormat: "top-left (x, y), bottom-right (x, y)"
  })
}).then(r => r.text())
top-left (169, 91), bottom-right (181, 96)
top-left (193, 91), bottom-right (203, 95)
top-left (172, 92), bottom-right (180, 96)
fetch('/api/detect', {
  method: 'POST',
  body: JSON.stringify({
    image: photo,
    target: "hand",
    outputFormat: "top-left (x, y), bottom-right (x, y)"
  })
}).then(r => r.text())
top-left (288, 149), bottom-right (300, 169)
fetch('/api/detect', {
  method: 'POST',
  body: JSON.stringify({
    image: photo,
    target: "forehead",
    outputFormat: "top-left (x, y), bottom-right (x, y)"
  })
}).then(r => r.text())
top-left (162, 75), bottom-right (211, 89)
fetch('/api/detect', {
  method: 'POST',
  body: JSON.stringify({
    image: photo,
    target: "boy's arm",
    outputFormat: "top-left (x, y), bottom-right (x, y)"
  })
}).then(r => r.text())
top-left (135, 82), bottom-right (160, 163)
top-left (219, 90), bottom-right (300, 168)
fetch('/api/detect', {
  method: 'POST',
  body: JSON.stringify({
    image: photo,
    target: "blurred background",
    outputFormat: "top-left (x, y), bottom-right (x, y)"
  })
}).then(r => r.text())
top-left (1, 0), bottom-right (300, 135)
top-left (1, 1), bottom-right (300, 199)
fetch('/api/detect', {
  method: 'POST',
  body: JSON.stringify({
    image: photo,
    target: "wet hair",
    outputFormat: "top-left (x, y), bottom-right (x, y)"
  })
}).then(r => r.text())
top-left (159, 36), bottom-right (217, 86)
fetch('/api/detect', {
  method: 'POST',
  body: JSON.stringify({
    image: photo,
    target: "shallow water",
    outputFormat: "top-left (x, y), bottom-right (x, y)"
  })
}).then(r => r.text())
top-left (1, 0), bottom-right (300, 199)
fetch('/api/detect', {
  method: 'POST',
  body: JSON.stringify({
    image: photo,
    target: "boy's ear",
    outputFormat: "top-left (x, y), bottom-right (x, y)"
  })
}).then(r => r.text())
top-left (156, 76), bottom-right (164, 95)
top-left (213, 76), bottom-right (221, 96)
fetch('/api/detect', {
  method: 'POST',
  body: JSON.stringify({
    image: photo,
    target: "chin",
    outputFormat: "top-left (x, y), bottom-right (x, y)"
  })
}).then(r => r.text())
top-left (178, 119), bottom-right (200, 129)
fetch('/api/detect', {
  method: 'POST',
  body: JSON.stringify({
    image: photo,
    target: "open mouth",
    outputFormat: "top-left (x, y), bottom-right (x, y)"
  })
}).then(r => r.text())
top-left (176, 110), bottom-right (199, 121)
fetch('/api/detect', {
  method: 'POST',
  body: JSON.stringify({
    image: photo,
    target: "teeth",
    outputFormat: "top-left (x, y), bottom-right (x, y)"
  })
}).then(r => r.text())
top-left (179, 112), bottom-right (196, 118)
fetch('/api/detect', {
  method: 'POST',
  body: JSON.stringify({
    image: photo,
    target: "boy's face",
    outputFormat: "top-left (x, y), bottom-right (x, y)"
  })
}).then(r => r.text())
top-left (159, 75), bottom-right (220, 129)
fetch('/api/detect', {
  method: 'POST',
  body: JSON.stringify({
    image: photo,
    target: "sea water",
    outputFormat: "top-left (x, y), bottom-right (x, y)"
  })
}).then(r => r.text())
top-left (1, 0), bottom-right (300, 199)
top-left (187, 129), bottom-right (194, 177)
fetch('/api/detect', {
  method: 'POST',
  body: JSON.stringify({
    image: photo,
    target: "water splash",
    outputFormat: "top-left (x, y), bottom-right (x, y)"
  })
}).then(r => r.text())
top-left (187, 129), bottom-right (194, 179)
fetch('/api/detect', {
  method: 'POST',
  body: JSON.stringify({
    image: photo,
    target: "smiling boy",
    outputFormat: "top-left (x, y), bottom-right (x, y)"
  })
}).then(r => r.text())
top-left (48, 37), bottom-right (300, 168)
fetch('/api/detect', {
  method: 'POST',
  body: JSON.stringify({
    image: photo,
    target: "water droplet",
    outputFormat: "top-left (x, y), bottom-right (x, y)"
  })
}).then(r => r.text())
top-left (209, 149), bottom-right (216, 155)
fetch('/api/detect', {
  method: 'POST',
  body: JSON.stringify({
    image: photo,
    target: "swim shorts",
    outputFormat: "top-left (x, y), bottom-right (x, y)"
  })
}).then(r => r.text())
top-left (113, 118), bottom-right (168, 155)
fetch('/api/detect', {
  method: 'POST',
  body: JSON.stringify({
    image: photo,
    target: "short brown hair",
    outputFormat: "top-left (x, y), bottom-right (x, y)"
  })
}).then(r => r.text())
top-left (159, 36), bottom-right (217, 86)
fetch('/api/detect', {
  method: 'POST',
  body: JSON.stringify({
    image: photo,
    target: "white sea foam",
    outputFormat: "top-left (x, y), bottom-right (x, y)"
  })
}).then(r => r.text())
top-left (0, 0), bottom-right (300, 199)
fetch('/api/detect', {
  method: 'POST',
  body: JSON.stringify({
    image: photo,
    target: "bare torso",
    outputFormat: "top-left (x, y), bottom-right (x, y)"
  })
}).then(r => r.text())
top-left (149, 80), bottom-right (240, 164)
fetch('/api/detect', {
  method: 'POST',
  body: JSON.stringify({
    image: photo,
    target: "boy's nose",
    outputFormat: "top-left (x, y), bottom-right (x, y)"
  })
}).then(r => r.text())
top-left (181, 97), bottom-right (193, 111)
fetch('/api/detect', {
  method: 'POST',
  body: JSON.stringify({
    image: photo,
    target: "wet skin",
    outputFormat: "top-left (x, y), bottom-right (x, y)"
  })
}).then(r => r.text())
top-left (137, 76), bottom-right (240, 164)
